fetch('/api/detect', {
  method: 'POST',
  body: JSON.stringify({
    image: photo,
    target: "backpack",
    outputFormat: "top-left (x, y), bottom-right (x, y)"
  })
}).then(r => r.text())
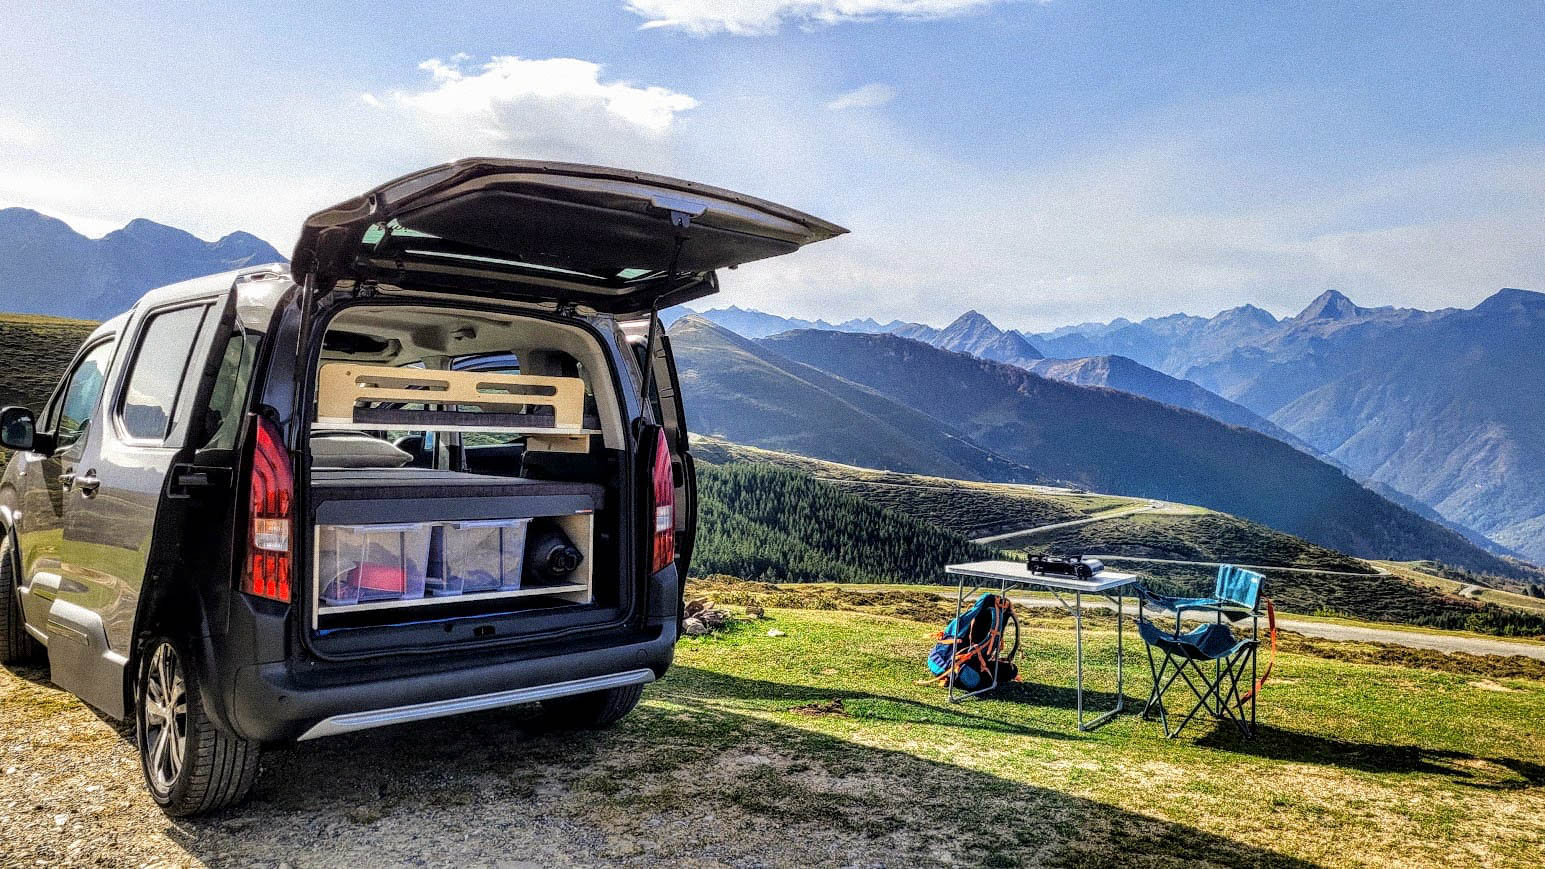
top-left (928, 593), bottom-right (1017, 690)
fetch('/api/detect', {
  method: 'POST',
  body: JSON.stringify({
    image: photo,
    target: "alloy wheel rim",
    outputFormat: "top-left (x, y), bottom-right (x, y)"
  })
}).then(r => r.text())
top-left (143, 643), bottom-right (187, 793)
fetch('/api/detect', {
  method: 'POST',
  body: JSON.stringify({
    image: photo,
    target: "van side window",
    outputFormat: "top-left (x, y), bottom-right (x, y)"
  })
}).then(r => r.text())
top-left (51, 341), bottom-right (116, 450)
top-left (202, 331), bottom-right (259, 450)
top-left (119, 305), bottom-right (210, 442)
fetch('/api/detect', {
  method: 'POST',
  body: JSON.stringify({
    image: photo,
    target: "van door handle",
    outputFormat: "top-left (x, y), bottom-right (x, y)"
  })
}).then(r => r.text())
top-left (59, 470), bottom-right (76, 489)
top-left (75, 472), bottom-right (101, 497)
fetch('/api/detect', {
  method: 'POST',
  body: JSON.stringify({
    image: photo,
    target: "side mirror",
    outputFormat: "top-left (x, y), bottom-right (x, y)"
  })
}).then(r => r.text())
top-left (0, 406), bottom-right (44, 453)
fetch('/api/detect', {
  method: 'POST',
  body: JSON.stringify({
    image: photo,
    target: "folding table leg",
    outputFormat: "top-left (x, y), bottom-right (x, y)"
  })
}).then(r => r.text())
top-left (949, 578), bottom-right (965, 704)
top-left (1075, 591), bottom-right (1083, 726)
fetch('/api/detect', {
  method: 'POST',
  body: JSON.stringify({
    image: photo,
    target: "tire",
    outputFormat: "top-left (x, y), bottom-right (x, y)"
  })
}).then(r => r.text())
top-left (135, 636), bottom-right (261, 816)
top-left (539, 683), bottom-right (645, 730)
top-left (0, 533), bottom-right (40, 664)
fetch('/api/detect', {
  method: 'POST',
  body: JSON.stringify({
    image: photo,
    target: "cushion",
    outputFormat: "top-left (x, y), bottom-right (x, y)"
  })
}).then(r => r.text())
top-left (310, 432), bottom-right (412, 469)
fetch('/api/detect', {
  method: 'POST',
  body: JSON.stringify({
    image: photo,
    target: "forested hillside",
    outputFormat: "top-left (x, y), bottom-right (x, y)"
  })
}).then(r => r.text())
top-left (690, 441), bottom-right (1545, 636)
top-left (692, 462), bottom-right (991, 584)
top-left (0, 312), bottom-right (95, 409)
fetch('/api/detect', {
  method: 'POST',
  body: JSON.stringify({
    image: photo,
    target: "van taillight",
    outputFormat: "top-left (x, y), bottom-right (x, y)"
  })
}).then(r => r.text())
top-left (243, 416), bottom-right (293, 602)
top-left (649, 427), bottom-right (676, 575)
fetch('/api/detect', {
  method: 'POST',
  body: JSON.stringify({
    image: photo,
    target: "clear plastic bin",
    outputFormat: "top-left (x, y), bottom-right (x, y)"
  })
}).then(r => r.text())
top-left (316, 522), bottom-right (431, 607)
top-left (439, 519), bottom-right (531, 594)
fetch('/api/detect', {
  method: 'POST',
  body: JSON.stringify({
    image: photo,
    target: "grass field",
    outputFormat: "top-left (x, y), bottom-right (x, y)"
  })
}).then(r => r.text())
top-left (7, 583), bottom-right (1541, 865)
top-left (656, 581), bottom-right (1545, 866)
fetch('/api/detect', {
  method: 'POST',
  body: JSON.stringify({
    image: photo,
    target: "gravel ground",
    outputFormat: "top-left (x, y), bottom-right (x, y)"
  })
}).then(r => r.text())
top-left (0, 660), bottom-right (923, 868)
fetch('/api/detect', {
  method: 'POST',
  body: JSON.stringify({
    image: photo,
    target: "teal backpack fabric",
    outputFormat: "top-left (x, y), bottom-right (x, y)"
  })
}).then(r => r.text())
top-left (928, 593), bottom-right (1015, 690)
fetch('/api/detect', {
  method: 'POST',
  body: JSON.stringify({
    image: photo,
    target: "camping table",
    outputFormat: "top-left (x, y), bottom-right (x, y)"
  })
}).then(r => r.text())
top-left (944, 560), bottom-right (1138, 731)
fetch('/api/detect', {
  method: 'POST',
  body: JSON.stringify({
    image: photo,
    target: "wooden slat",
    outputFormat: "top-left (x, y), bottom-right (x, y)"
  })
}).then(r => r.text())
top-left (318, 363), bottom-right (586, 428)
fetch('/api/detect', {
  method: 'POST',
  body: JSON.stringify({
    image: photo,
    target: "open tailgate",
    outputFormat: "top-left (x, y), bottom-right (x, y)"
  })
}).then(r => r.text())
top-left (291, 159), bottom-right (847, 314)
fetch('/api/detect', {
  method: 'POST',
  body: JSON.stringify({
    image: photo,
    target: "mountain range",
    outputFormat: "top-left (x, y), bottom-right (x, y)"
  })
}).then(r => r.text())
top-left (660, 304), bottom-right (903, 338)
top-left (670, 315), bottom-right (1524, 577)
top-left (668, 316), bottom-right (1038, 483)
top-left (0, 208), bottom-right (285, 320)
top-left (1025, 288), bottom-right (1545, 562)
top-left (679, 288), bottom-right (1543, 563)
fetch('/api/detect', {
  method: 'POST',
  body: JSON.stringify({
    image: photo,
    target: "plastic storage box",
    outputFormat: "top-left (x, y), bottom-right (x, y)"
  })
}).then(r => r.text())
top-left (434, 519), bottom-right (531, 595)
top-left (316, 522), bottom-right (431, 606)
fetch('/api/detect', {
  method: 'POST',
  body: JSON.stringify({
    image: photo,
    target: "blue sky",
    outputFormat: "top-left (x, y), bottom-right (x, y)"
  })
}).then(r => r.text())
top-left (2, 1), bottom-right (1542, 328)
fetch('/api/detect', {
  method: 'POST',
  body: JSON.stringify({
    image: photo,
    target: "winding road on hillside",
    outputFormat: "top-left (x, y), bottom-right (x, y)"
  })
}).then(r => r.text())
top-left (1085, 553), bottom-right (1390, 578)
top-left (972, 503), bottom-right (1162, 544)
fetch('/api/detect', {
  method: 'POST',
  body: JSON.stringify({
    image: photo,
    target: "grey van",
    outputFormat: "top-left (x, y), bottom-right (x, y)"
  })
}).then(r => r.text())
top-left (0, 159), bottom-right (844, 815)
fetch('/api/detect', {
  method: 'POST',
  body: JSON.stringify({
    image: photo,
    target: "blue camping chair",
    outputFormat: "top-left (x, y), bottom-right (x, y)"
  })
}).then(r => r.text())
top-left (1134, 565), bottom-right (1272, 738)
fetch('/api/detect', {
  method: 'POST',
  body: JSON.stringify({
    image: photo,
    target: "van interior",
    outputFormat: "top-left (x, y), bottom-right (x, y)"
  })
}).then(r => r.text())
top-left (304, 303), bottom-right (635, 649)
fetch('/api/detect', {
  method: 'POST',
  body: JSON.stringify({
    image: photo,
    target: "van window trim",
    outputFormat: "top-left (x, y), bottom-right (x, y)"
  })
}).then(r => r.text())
top-left (111, 298), bottom-right (218, 447)
top-left (41, 334), bottom-right (119, 448)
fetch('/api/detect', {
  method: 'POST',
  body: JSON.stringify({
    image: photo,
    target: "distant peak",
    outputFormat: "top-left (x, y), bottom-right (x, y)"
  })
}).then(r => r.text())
top-left (1474, 287), bottom-right (1544, 313)
top-left (0, 207), bottom-right (77, 234)
top-left (1214, 304), bottom-right (1278, 326)
top-left (121, 217), bottom-right (181, 234)
top-left (1296, 289), bottom-right (1364, 321)
top-left (946, 309), bottom-right (997, 329)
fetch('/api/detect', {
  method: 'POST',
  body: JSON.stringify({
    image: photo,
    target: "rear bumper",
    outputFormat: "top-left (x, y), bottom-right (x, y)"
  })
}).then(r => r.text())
top-left (229, 628), bottom-right (675, 743)
top-left (297, 667), bottom-right (656, 740)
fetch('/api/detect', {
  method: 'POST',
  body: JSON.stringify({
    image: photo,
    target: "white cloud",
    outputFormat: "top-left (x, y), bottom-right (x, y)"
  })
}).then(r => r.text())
top-left (826, 83), bottom-right (896, 110)
top-left (370, 56), bottom-right (698, 163)
top-left (624, 0), bottom-right (1018, 36)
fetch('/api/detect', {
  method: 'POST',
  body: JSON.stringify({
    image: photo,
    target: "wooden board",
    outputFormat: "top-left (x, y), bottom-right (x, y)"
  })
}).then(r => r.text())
top-left (318, 362), bottom-right (587, 429)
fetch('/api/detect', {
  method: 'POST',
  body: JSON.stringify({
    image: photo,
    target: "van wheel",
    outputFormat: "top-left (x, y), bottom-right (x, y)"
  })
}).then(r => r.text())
top-left (135, 637), bottom-right (261, 816)
top-left (539, 683), bottom-right (645, 729)
top-left (0, 534), bottom-right (39, 664)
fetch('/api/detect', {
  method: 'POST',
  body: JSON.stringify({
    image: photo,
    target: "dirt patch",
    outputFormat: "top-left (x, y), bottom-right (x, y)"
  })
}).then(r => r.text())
top-left (0, 662), bottom-right (966, 867)
top-left (1468, 679), bottom-right (1520, 693)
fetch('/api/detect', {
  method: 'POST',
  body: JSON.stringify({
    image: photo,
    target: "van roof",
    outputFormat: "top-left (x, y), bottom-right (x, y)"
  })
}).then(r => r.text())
top-left (117, 263), bottom-right (294, 325)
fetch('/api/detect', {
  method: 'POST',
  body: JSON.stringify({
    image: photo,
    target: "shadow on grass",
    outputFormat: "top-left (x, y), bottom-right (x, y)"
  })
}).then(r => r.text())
top-left (140, 665), bottom-right (1317, 866)
top-left (671, 663), bottom-right (1083, 739)
top-left (1196, 724), bottom-right (1545, 791)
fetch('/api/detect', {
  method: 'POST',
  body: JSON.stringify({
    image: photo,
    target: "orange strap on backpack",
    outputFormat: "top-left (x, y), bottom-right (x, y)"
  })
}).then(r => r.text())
top-left (931, 595), bottom-right (1015, 684)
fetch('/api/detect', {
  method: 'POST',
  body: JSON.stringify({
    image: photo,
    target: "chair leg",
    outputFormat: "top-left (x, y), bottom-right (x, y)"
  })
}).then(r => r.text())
top-left (1193, 649), bottom-right (1256, 738)
top-left (1142, 642), bottom-right (1162, 717)
top-left (1169, 660), bottom-right (1219, 737)
top-left (1145, 648), bottom-right (1187, 737)
top-left (1222, 646), bottom-right (1256, 737)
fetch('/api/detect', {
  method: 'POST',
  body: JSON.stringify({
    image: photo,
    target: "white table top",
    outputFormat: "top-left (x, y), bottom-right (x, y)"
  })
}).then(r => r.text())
top-left (946, 560), bottom-right (1138, 593)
